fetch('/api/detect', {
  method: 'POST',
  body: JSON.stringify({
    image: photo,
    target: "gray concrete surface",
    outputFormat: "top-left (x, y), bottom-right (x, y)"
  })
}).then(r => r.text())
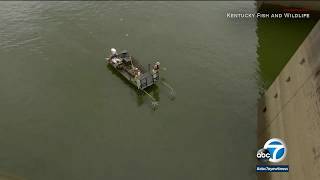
top-left (257, 20), bottom-right (320, 180)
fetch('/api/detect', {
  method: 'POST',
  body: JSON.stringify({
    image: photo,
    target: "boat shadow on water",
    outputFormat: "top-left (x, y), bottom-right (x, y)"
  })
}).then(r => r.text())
top-left (106, 64), bottom-right (160, 108)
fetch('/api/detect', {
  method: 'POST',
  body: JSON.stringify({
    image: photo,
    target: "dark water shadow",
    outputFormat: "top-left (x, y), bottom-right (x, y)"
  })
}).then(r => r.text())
top-left (256, 4), bottom-right (320, 93)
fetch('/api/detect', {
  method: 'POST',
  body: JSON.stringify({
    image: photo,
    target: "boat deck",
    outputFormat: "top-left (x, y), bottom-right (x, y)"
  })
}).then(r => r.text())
top-left (107, 51), bottom-right (159, 90)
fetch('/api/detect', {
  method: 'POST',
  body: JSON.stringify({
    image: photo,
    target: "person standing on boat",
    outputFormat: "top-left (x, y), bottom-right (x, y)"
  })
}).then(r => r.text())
top-left (134, 68), bottom-right (141, 89)
top-left (110, 48), bottom-right (118, 59)
top-left (154, 62), bottom-right (160, 71)
top-left (152, 62), bottom-right (160, 80)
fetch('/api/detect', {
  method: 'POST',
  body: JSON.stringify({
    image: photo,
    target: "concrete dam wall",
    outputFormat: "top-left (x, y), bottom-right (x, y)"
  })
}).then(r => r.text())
top-left (257, 18), bottom-right (320, 180)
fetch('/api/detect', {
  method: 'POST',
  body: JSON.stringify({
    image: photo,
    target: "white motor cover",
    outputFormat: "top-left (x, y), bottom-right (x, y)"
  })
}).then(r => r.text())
top-left (111, 48), bottom-right (117, 55)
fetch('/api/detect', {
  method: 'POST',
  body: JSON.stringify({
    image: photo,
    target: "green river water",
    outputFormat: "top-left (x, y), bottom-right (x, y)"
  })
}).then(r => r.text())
top-left (0, 2), bottom-right (317, 180)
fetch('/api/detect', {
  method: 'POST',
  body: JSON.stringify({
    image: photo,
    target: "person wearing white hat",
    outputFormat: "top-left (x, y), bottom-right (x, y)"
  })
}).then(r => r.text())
top-left (152, 62), bottom-right (160, 80)
top-left (155, 62), bottom-right (160, 68)
top-left (109, 48), bottom-right (118, 59)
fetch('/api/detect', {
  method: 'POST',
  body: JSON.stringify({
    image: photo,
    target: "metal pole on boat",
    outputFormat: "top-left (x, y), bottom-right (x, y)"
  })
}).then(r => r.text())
top-left (130, 56), bottom-right (134, 69)
top-left (141, 89), bottom-right (159, 109)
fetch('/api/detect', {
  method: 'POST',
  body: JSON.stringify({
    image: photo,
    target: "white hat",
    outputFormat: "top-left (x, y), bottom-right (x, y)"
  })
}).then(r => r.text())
top-left (111, 48), bottom-right (117, 55)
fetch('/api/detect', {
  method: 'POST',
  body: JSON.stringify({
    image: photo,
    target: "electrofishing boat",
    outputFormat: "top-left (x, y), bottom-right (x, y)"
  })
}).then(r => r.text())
top-left (105, 48), bottom-right (160, 90)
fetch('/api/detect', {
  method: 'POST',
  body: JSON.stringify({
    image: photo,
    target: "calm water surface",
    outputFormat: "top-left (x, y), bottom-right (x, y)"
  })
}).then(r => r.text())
top-left (0, 2), bottom-right (258, 180)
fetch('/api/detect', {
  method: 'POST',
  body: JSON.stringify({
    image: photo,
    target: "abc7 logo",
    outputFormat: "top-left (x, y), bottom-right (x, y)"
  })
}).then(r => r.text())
top-left (256, 138), bottom-right (287, 163)
top-left (256, 148), bottom-right (271, 163)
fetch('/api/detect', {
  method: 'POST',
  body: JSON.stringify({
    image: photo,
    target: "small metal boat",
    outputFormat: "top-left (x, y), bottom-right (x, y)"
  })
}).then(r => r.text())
top-left (105, 48), bottom-right (160, 90)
